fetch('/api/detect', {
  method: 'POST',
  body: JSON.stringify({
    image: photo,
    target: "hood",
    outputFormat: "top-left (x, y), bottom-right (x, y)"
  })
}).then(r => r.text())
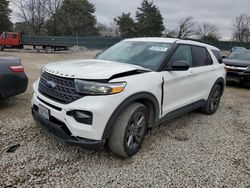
top-left (223, 58), bottom-right (250, 67)
top-left (43, 59), bottom-right (149, 80)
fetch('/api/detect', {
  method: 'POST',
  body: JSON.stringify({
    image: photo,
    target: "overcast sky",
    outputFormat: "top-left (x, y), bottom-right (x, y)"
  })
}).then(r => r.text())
top-left (11, 0), bottom-right (250, 39)
top-left (90, 0), bottom-right (250, 39)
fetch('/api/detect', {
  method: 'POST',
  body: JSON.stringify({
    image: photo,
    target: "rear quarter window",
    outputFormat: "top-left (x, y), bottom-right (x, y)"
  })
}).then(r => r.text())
top-left (212, 50), bottom-right (223, 64)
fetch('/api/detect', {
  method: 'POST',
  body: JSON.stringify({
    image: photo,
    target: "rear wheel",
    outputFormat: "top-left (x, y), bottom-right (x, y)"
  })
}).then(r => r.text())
top-left (108, 103), bottom-right (148, 158)
top-left (0, 45), bottom-right (3, 51)
top-left (201, 85), bottom-right (222, 115)
top-left (45, 46), bottom-right (54, 53)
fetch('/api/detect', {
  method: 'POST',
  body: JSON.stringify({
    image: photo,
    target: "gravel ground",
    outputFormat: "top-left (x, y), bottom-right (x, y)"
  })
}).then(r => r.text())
top-left (0, 50), bottom-right (250, 187)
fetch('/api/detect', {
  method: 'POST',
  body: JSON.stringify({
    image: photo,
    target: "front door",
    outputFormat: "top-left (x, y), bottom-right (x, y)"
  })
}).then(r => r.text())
top-left (161, 44), bottom-right (197, 115)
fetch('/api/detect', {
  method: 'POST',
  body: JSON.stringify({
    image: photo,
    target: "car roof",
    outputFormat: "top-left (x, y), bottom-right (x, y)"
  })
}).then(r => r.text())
top-left (125, 37), bottom-right (178, 43)
top-left (124, 37), bottom-right (220, 51)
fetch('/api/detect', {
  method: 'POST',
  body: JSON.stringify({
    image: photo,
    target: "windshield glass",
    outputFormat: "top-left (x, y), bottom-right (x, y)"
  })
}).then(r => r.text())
top-left (227, 51), bottom-right (250, 61)
top-left (96, 41), bottom-right (173, 71)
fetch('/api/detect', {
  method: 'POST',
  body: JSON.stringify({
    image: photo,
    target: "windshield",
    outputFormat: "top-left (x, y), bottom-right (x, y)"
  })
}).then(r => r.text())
top-left (96, 41), bottom-right (173, 71)
top-left (227, 51), bottom-right (250, 61)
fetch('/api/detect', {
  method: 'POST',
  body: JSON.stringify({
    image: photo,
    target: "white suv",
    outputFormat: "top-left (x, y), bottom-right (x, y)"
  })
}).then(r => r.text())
top-left (32, 38), bottom-right (226, 157)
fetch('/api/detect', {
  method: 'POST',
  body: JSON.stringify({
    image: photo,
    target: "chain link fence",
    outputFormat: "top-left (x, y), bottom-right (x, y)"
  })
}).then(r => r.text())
top-left (21, 35), bottom-right (122, 49)
top-left (21, 35), bottom-right (250, 51)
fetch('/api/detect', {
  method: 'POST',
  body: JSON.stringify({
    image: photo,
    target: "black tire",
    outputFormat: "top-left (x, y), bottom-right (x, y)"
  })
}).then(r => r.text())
top-left (201, 85), bottom-right (222, 115)
top-left (0, 45), bottom-right (3, 51)
top-left (45, 46), bottom-right (54, 53)
top-left (108, 102), bottom-right (149, 158)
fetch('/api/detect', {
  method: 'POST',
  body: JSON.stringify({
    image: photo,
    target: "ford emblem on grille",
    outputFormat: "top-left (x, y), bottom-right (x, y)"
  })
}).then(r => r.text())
top-left (46, 81), bottom-right (57, 89)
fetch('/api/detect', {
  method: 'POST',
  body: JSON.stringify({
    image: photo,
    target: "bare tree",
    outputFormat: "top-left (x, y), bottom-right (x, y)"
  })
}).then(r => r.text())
top-left (176, 16), bottom-right (195, 39)
top-left (232, 14), bottom-right (250, 42)
top-left (196, 22), bottom-right (220, 41)
top-left (13, 0), bottom-right (48, 35)
top-left (162, 29), bottom-right (177, 38)
top-left (44, 0), bottom-right (62, 17)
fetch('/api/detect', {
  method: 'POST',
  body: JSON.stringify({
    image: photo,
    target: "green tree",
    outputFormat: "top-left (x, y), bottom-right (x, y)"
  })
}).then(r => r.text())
top-left (45, 0), bottom-right (63, 36)
top-left (0, 0), bottom-right (12, 32)
top-left (55, 0), bottom-right (98, 36)
top-left (13, 22), bottom-right (31, 35)
top-left (46, 12), bottom-right (62, 35)
top-left (135, 0), bottom-right (165, 37)
top-left (114, 13), bottom-right (136, 38)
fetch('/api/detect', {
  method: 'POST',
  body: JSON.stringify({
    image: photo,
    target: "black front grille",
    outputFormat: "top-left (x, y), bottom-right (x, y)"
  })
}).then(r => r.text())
top-left (38, 72), bottom-right (82, 104)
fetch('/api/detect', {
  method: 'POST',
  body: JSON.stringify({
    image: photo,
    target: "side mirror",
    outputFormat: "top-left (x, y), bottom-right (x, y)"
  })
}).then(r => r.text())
top-left (169, 60), bottom-right (189, 71)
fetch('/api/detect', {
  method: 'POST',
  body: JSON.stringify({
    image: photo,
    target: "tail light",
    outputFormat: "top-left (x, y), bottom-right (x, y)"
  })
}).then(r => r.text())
top-left (9, 65), bottom-right (24, 72)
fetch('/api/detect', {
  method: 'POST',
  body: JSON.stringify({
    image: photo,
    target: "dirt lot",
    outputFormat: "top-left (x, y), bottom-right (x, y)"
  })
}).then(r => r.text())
top-left (0, 50), bottom-right (249, 187)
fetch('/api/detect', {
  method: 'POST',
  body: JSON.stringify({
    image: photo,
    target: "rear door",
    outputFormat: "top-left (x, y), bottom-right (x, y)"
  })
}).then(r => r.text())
top-left (190, 45), bottom-right (215, 100)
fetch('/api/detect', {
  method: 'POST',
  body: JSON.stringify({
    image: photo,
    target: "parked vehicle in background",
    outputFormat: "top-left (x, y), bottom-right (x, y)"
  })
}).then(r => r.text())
top-left (0, 32), bottom-right (68, 52)
top-left (0, 32), bottom-right (121, 52)
top-left (0, 57), bottom-right (28, 100)
top-left (231, 46), bottom-right (246, 52)
top-left (32, 38), bottom-right (226, 157)
top-left (224, 50), bottom-right (250, 84)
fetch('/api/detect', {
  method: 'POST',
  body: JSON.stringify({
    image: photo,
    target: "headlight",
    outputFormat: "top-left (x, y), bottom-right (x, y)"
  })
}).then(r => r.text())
top-left (75, 79), bottom-right (127, 95)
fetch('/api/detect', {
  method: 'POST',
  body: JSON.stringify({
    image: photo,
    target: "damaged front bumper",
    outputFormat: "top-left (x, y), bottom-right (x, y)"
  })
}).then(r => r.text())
top-left (32, 106), bottom-right (105, 151)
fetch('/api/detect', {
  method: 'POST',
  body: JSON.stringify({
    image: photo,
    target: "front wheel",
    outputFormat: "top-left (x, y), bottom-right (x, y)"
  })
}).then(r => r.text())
top-left (201, 85), bottom-right (222, 115)
top-left (108, 103), bottom-right (149, 158)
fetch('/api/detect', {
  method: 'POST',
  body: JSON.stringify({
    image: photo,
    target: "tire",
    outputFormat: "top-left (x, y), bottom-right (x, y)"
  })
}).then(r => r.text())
top-left (0, 45), bottom-right (3, 51)
top-left (108, 102), bottom-right (149, 158)
top-left (45, 47), bottom-right (54, 53)
top-left (201, 85), bottom-right (222, 115)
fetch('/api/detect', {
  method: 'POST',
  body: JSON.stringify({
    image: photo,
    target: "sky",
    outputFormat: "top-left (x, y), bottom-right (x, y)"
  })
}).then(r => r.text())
top-left (10, 0), bottom-right (250, 40)
top-left (90, 0), bottom-right (250, 40)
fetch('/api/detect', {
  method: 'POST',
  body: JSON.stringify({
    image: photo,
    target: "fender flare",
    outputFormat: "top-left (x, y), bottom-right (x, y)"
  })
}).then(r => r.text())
top-left (212, 77), bottom-right (226, 96)
top-left (102, 92), bottom-right (160, 139)
top-left (209, 77), bottom-right (225, 98)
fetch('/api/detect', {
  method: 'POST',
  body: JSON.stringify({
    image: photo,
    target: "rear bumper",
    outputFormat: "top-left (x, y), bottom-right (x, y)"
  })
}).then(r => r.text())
top-left (0, 72), bottom-right (28, 99)
top-left (32, 106), bottom-right (105, 150)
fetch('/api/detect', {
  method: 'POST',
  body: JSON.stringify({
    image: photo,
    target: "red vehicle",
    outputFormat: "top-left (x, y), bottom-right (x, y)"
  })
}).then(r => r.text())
top-left (0, 32), bottom-right (22, 51)
top-left (0, 32), bottom-right (67, 52)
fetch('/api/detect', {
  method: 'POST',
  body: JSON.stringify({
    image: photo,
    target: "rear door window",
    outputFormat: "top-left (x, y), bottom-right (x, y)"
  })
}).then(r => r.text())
top-left (192, 46), bottom-right (213, 67)
top-left (212, 50), bottom-right (222, 63)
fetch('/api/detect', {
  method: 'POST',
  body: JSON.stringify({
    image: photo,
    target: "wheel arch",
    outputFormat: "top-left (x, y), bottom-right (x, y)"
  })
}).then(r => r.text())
top-left (102, 92), bottom-right (160, 139)
top-left (213, 77), bottom-right (225, 96)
